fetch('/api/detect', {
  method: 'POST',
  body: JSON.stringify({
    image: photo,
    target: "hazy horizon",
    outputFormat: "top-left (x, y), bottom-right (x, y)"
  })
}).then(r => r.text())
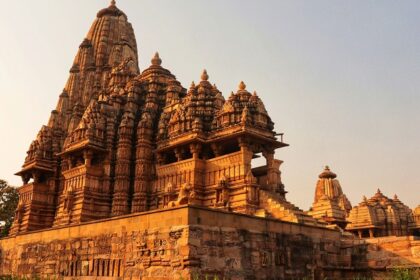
top-left (0, 0), bottom-right (419, 209)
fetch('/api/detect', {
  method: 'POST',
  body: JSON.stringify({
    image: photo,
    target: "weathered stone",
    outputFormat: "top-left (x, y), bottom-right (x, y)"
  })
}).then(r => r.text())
top-left (1, 1), bottom-right (419, 279)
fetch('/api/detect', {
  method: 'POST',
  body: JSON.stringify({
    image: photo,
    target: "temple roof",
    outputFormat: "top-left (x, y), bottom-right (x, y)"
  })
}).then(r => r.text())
top-left (346, 189), bottom-right (415, 232)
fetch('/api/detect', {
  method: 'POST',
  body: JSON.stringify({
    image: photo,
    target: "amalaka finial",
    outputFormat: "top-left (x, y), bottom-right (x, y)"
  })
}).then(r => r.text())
top-left (201, 69), bottom-right (209, 81)
top-left (151, 52), bottom-right (162, 66)
top-left (239, 81), bottom-right (246, 90)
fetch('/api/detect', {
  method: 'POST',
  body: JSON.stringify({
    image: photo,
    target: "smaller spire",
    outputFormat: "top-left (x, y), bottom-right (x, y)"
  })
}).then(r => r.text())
top-left (239, 81), bottom-right (246, 90)
top-left (151, 52), bottom-right (162, 66)
top-left (201, 69), bottom-right (209, 81)
top-left (190, 81), bottom-right (196, 90)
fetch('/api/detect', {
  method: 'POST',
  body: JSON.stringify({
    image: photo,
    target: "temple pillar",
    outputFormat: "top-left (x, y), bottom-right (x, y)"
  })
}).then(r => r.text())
top-left (190, 143), bottom-right (202, 160)
top-left (83, 150), bottom-right (93, 167)
top-left (238, 138), bottom-right (253, 178)
top-left (174, 147), bottom-right (183, 161)
top-left (211, 143), bottom-right (222, 157)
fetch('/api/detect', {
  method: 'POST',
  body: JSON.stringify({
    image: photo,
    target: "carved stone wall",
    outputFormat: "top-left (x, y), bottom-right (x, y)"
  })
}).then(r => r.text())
top-left (2, 206), bottom-right (419, 279)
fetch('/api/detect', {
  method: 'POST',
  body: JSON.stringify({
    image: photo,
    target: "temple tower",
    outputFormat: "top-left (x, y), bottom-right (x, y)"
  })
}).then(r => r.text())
top-left (308, 166), bottom-right (351, 229)
top-left (11, 1), bottom-right (139, 232)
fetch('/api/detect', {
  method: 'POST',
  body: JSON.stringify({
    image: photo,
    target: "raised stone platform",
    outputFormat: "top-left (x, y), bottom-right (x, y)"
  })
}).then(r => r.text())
top-left (1, 206), bottom-right (419, 279)
top-left (0, 205), bottom-right (368, 279)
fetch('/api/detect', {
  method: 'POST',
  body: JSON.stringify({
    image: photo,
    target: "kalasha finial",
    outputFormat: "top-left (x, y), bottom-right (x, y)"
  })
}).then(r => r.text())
top-left (363, 195), bottom-right (368, 202)
top-left (110, 0), bottom-right (116, 6)
top-left (325, 165), bottom-right (330, 171)
top-left (394, 194), bottom-right (398, 200)
top-left (377, 188), bottom-right (381, 194)
top-left (201, 69), bottom-right (209, 81)
top-left (151, 52), bottom-right (162, 66)
top-left (190, 81), bottom-right (196, 90)
top-left (239, 81), bottom-right (246, 90)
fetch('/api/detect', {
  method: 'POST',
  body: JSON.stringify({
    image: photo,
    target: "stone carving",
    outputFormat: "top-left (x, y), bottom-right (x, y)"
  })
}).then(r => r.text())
top-left (168, 183), bottom-right (195, 207)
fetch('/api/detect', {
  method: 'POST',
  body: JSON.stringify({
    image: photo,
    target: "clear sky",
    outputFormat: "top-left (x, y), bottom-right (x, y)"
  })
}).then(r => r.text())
top-left (0, 0), bottom-right (419, 209)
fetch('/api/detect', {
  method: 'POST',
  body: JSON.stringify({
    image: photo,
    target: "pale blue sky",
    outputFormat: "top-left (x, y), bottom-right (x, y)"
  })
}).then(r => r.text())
top-left (0, 0), bottom-right (419, 209)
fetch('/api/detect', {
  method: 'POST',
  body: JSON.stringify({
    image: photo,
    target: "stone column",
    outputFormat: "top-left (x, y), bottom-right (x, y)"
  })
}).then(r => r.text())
top-left (238, 138), bottom-right (253, 179)
top-left (211, 143), bottom-right (222, 157)
top-left (174, 147), bottom-right (183, 162)
top-left (83, 150), bottom-right (93, 167)
top-left (190, 143), bottom-right (202, 160)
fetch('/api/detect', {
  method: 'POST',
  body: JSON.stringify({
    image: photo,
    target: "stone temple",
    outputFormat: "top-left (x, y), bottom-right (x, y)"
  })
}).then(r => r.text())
top-left (0, 2), bottom-right (419, 279)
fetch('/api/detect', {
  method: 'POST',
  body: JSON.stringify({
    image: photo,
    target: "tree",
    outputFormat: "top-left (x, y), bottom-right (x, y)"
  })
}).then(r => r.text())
top-left (0, 179), bottom-right (18, 237)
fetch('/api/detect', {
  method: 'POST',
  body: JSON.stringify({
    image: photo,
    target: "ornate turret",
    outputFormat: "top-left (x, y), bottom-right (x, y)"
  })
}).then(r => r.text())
top-left (346, 189), bottom-right (416, 238)
top-left (308, 166), bottom-right (352, 229)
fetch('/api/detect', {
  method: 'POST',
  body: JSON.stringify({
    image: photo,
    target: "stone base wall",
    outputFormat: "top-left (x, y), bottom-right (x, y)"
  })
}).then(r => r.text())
top-left (365, 236), bottom-right (420, 268)
top-left (0, 206), bottom-right (418, 279)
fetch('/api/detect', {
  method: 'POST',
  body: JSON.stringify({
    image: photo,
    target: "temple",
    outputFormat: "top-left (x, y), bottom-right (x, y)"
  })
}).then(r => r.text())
top-left (1, 2), bottom-right (419, 279)
top-left (9, 1), bottom-right (317, 236)
top-left (346, 189), bottom-right (417, 238)
top-left (308, 166), bottom-right (351, 229)
top-left (307, 166), bottom-right (419, 238)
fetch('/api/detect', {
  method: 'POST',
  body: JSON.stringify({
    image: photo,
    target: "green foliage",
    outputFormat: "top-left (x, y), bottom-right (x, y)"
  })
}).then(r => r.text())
top-left (391, 268), bottom-right (419, 280)
top-left (0, 179), bottom-right (19, 237)
top-left (351, 276), bottom-right (372, 280)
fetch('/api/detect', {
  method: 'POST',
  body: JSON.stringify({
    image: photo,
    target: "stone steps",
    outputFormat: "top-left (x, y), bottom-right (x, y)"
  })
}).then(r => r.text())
top-left (259, 189), bottom-right (320, 226)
